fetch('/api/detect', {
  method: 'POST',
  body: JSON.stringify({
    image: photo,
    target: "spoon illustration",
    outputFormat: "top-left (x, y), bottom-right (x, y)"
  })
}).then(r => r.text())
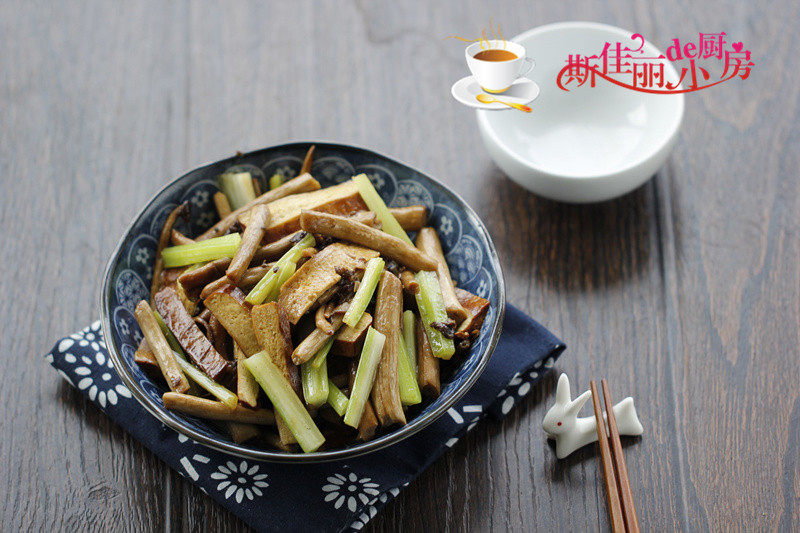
top-left (476, 93), bottom-right (532, 112)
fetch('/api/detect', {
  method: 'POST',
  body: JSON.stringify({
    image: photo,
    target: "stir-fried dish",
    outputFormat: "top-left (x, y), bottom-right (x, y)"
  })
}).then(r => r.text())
top-left (133, 147), bottom-right (490, 452)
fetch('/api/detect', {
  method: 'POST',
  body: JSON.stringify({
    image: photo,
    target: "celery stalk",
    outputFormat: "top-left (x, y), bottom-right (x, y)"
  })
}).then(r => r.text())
top-left (327, 381), bottom-right (349, 417)
top-left (246, 233), bottom-right (315, 304)
top-left (343, 327), bottom-right (386, 428)
top-left (245, 351), bottom-right (325, 452)
top-left (310, 338), bottom-right (334, 370)
top-left (402, 310), bottom-right (417, 374)
top-left (218, 171), bottom-right (257, 210)
top-left (266, 261), bottom-right (296, 301)
top-left (397, 335), bottom-right (422, 405)
top-left (301, 356), bottom-right (329, 408)
top-left (415, 271), bottom-right (456, 359)
top-left (174, 354), bottom-right (238, 408)
top-left (341, 257), bottom-right (384, 328)
top-left (352, 173), bottom-right (413, 244)
top-left (161, 233), bottom-right (242, 268)
top-left (269, 173), bottom-right (285, 190)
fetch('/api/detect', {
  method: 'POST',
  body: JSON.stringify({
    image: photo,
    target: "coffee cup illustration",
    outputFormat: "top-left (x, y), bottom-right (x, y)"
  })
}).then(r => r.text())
top-left (465, 39), bottom-right (534, 93)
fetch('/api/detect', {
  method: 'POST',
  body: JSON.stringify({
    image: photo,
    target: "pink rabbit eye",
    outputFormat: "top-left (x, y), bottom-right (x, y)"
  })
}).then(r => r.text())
top-left (557, 422), bottom-right (562, 426)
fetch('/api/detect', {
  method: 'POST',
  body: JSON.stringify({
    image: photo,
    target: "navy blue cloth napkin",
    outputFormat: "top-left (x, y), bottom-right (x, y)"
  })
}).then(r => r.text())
top-left (44, 304), bottom-right (563, 532)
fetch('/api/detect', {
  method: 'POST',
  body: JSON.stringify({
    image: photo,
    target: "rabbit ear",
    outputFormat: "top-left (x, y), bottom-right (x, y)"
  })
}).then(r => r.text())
top-left (555, 373), bottom-right (571, 405)
top-left (567, 390), bottom-right (591, 415)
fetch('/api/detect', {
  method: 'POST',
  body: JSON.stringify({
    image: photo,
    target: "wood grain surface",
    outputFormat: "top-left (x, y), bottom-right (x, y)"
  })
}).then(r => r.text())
top-left (1, 1), bottom-right (797, 531)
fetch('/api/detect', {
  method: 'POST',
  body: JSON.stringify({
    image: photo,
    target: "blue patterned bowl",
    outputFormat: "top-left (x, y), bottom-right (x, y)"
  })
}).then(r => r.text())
top-left (100, 142), bottom-right (505, 462)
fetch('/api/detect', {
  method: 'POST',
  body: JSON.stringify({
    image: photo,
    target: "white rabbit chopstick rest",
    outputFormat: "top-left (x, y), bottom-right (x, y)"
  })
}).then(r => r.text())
top-left (543, 373), bottom-right (643, 459)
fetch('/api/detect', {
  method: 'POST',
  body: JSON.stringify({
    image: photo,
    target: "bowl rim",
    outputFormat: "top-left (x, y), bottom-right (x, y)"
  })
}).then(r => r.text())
top-left (100, 141), bottom-right (506, 463)
top-left (476, 21), bottom-right (685, 180)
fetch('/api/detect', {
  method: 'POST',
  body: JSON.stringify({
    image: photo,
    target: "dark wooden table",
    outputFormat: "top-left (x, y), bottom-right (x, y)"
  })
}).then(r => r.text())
top-left (2, 1), bottom-right (797, 530)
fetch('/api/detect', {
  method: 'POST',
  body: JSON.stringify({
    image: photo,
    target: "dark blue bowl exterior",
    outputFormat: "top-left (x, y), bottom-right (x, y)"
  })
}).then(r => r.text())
top-left (101, 142), bottom-right (505, 462)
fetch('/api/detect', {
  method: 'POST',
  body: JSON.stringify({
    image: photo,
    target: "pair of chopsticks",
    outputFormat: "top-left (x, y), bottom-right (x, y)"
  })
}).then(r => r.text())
top-left (590, 379), bottom-right (639, 533)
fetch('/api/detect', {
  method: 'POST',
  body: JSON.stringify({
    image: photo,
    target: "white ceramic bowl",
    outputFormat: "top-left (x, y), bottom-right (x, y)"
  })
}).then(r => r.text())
top-left (477, 22), bottom-right (684, 203)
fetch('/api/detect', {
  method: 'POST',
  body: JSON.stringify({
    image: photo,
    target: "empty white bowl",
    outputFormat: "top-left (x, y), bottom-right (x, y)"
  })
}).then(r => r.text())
top-left (477, 22), bottom-right (684, 203)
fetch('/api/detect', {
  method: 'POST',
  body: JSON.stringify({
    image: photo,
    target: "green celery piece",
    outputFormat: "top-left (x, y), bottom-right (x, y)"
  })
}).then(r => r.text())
top-left (341, 257), bottom-right (384, 328)
top-left (265, 261), bottom-right (297, 302)
top-left (414, 271), bottom-right (456, 359)
top-left (327, 381), bottom-right (349, 417)
top-left (269, 173), bottom-right (284, 190)
top-left (310, 338), bottom-right (334, 370)
top-left (301, 356), bottom-right (329, 408)
top-left (218, 171), bottom-right (257, 210)
top-left (245, 351), bottom-right (325, 453)
top-left (161, 233), bottom-right (242, 268)
top-left (352, 173), bottom-right (413, 244)
top-left (343, 327), bottom-right (386, 428)
top-left (402, 310), bottom-right (417, 374)
top-left (174, 354), bottom-right (238, 408)
top-left (246, 233), bottom-right (315, 304)
top-left (397, 334), bottom-right (422, 405)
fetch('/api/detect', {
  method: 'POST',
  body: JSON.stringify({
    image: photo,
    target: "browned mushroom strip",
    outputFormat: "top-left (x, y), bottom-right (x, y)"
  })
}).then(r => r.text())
top-left (370, 272), bottom-right (406, 426)
top-left (154, 286), bottom-right (230, 380)
top-left (252, 231), bottom-right (303, 263)
top-left (203, 285), bottom-right (262, 356)
top-left (389, 205), bottom-right (428, 231)
top-left (300, 145), bottom-right (316, 175)
top-left (416, 316), bottom-right (440, 397)
top-left (178, 258), bottom-right (231, 290)
top-left (226, 204), bottom-right (270, 284)
top-left (151, 202), bottom-right (189, 300)
top-left (292, 314), bottom-right (344, 365)
top-left (315, 305), bottom-right (335, 335)
top-left (134, 301), bottom-right (190, 393)
top-left (251, 177), bottom-right (262, 196)
top-left (163, 392), bottom-right (275, 425)
top-left (399, 270), bottom-right (420, 295)
top-left (170, 229), bottom-right (195, 246)
top-left (234, 343), bottom-right (259, 408)
top-left (300, 210), bottom-right (437, 271)
top-left (197, 173), bottom-right (320, 240)
top-left (415, 227), bottom-right (468, 323)
top-left (213, 191), bottom-right (232, 219)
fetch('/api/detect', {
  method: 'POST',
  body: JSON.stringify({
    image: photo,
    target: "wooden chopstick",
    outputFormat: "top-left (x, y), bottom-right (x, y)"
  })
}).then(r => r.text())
top-left (602, 379), bottom-right (640, 533)
top-left (590, 380), bottom-right (625, 533)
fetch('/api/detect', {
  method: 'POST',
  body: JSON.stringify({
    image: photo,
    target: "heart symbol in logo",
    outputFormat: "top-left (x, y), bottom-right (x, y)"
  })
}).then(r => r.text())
top-left (732, 42), bottom-right (743, 52)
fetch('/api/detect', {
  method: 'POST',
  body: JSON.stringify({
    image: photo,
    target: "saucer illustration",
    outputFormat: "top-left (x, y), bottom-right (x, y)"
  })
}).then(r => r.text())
top-left (451, 76), bottom-right (540, 110)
